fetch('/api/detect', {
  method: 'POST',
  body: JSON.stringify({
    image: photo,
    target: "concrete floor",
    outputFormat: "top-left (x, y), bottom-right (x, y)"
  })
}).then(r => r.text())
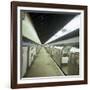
top-left (24, 47), bottom-right (64, 77)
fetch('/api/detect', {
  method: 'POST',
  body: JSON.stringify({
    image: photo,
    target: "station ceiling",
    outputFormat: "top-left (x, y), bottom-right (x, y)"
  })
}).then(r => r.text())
top-left (29, 12), bottom-right (79, 44)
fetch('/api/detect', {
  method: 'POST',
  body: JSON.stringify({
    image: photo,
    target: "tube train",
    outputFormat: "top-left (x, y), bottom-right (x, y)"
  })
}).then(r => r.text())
top-left (45, 45), bottom-right (79, 75)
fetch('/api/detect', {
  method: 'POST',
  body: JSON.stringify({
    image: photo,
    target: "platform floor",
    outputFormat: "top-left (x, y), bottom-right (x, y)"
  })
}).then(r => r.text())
top-left (24, 47), bottom-right (64, 77)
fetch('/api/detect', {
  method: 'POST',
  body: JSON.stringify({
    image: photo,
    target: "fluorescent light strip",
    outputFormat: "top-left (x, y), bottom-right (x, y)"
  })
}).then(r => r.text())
top-left (45, 15), bottom-right (80, 44)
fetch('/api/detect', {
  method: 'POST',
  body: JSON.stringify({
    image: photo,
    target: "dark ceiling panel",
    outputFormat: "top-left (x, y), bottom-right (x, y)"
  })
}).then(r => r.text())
top-left (29, 12), bottom-right (79, 44)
